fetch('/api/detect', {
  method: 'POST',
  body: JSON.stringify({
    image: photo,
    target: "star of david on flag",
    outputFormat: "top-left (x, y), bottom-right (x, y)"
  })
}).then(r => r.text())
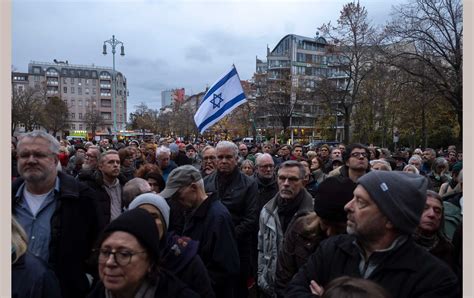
top-left (194, 65), bottom-right (247, 134)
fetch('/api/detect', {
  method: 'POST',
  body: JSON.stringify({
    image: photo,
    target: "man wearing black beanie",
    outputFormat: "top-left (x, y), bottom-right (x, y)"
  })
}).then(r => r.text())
top-left (286, 171), bottom-right (460, 298)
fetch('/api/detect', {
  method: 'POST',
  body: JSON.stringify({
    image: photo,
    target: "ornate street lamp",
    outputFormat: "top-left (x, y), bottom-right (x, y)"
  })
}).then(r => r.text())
top-left (102, 35), bottom-right (125, 141)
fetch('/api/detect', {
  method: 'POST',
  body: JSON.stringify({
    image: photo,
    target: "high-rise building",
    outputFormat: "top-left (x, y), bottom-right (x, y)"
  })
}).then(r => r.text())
top-left (12, 60), bottom-right (128, 136)
top-left (254, 34), bottom-right (348, 142)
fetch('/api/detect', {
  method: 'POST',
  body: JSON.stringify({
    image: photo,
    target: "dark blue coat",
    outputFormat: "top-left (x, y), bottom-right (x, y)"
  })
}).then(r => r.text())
top-left (12, 253), bottom-right (62, 298)
top-left (182, 193), bottom-right (240, 297)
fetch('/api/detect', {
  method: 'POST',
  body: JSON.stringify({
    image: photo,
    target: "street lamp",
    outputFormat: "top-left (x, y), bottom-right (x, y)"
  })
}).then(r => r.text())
top-left (102, 35), bottom-right (125, 141)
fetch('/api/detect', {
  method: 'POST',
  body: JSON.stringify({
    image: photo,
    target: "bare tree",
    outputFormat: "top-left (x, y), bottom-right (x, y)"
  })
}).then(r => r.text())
top-left (84, 100), bottom-right (105, 140)
top-left (11, 84), bottom-right (47, 134)
top-left (40, 96), bottom-right (69, 137)
top-left (319, 0), bottom-right (377, 143)
top-left (382, 0), bottom-right (462, 143)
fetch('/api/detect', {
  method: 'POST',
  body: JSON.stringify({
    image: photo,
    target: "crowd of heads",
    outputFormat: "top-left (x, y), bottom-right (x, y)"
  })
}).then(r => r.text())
top-left (11, 131), bottom-right (463, 297)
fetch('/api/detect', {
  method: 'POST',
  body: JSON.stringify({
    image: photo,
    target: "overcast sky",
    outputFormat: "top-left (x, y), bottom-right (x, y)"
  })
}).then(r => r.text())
top-left (12, 0), bottom-right (402, 113)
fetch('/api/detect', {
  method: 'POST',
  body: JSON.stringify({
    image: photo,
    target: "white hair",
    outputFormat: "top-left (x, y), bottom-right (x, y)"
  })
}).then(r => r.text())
top-left (156, 146), bottom-right (170, 159)
top-left (255, 153), bottom-right (273, 166)
top-left (216, 141), bottom-right (238, 157)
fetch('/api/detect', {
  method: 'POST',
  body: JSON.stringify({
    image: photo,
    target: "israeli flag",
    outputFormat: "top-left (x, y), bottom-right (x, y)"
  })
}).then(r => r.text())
top-left (194, 65), bottom-right (247, 134)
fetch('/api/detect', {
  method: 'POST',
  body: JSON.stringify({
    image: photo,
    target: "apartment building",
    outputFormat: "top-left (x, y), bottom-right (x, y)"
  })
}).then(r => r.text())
top-left (13, 60), bottom-right (128, 135)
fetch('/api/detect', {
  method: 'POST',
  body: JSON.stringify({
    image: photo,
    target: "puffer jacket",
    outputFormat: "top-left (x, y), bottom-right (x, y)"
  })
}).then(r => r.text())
top-left (257, 189), bottom-right (313, 296)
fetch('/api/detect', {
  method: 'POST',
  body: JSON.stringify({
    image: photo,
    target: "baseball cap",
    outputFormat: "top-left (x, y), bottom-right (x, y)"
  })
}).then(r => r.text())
top-left (159, 165), bottom-right (202, 198)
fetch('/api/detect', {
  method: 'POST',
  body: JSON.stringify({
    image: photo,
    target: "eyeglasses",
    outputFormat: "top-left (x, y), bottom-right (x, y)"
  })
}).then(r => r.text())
top-left (350, 152), bottom-right (368, 158)
top-left (96, 248), bottom-right (146, 266)
top-left (85, 154), bottom-right (98, 160)
top-left (203, 156), bottom-right (216, 161)
top-left (278, 175), bottom-right (300, 182)
top-left (258, 164), bottom-right (274, 169)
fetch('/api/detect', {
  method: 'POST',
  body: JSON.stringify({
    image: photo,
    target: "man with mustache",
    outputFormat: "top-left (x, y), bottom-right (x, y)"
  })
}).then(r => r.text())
top-left (286, 171), bottom-right (459, 297)
top-left (12, 131), bottom-right (99, 298)
top-left (257, 161), bottom-right (313, 297)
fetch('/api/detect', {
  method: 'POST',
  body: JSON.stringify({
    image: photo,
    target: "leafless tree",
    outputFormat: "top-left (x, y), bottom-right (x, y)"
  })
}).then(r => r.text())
top-left (382, 0), bottom-right (462, 143)
top-left (319, 0), bottom-right (377, 143)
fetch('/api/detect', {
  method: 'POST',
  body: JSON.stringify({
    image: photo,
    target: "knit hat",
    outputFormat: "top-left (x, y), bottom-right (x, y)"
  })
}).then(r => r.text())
top-left (314, 176), bottom-right (356, 222)
top-left (185, 144), bottom-right (195, 152)
top-left (128, 193), bottom-right (170, 230)
top-left (160, 165), bottom-right (202, 198)
top-left (103, 208), bottom-right (161, 259)
top-left (357, 171), bottom-right (428, 234)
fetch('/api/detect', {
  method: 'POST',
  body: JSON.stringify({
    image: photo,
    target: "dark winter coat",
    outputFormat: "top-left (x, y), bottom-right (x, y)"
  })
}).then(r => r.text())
top-left (204, 169), bottom-right (258, 257)
top-left (162, 233), bottom-right (215, 298)
top-left (286, 234), bottom-right (460, 298)
top-left (77, 170), bottom-right (127, 231)
top-left (12, 172), bottom-right (100, 298)
top-left (182, 193), bottom-right (240, 298)
top-left (87, 269), bottom-right (199, 298)
top-left (274, 212), bottom-right (326, 297)
top-left (12, 253), bottom-right (62, 298)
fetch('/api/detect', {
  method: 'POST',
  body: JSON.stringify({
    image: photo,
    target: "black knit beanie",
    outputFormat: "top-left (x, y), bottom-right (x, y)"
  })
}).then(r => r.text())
top-left (102, 208), bottom-right (161, 260)
top-left (357, 171), bottom-right (428, 235)
top-left (314, 176), bottom-right (356, 222)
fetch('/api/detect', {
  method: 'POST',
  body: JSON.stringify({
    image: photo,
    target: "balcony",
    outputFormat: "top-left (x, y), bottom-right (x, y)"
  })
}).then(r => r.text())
top-left (47, 80), bottom-right (59, 86)
top-left (100, 84), bottom-right (111, 88)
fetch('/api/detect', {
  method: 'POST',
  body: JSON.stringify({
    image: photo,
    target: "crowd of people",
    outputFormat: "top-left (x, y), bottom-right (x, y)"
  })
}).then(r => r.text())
top-left (11, 131), bottom-right (463, 297)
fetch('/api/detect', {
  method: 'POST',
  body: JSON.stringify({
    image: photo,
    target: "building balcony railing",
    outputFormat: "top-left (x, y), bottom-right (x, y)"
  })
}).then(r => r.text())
top-left (46, 71), bottom-right (59, 77)
top-left (100, 75), bottom-right (112, 80)
top-left (47, 81), bottom-right (59, 86)
top-left (100, 84), bottom-right (111, 88)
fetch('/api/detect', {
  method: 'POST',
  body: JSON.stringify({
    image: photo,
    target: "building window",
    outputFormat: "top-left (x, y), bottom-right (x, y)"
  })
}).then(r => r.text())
top-left (71, 99), bottom-right (75, 106)
top-left (71, 78), bottom-right (75, 84)
top-left (85, 88), bottom-right (89, 95)
top-left (79, 113), bottom-right (83, 119)
top-left (63, 87), bottom-right (67, 93)
top-left (71, 113), bottom-right (75, 119)
top-left (92, 88), bottom-right (96, 95)
top-left (79, 124), bottom-right (83, 130)
top-left (71, 87), bottom-right (75, 94)
top-left (34, 75), bottom-right (40, 82)
top-left (18, 86), bottom-right (24, 92)
top-left (78, 78), bottom-right (82, 83)
top-left (78, 87), bottom-right (82, 95)
top-left (85, 79), bottom-right (89, 85)
top-left (78, 99), bottom-right (83, 107)
top-left (101, 112), bottom-right (111, 120)
top-left (63, 78), bottom-right (67, 84)
top-left (93, 79), bottom-right (97, 86)
top-left (33, 67), bottom-right (41, 74)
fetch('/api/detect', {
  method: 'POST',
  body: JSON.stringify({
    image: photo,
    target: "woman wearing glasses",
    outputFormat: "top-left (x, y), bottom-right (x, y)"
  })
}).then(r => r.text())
top-left (88, 208), bottom-right (198, 298)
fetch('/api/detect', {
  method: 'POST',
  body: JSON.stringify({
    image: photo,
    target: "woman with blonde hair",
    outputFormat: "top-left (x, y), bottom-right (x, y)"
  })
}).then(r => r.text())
top-left (12, 217), bottom-right (61, 297)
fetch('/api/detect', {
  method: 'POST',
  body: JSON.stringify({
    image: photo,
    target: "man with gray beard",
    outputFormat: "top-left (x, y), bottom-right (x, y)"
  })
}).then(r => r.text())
top-left (286, 171), bottom-right (459, 297)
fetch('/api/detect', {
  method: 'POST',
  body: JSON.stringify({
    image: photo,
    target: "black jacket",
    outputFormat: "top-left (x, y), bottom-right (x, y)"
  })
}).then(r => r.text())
top-left (12, 253), bottom-right (62, 298)
top-left (286, 234), bottom-right (460, 298)
top-left (255, 174), bottom-right (279, 214)
top-left (182, 193), bottom-right (240, 297)
top-left (77, 170), bottom-right (127, 231)
top-left (204, 169), bottom-right (258, 243)
top-left (87, 269), bottom-right (199, 298)
top-left (12, 172), bottom-right (100, 298)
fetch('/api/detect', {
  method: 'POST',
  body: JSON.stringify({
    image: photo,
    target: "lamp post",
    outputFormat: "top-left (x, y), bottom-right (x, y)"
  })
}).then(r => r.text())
top-left (102, 35), bottom-right (125, 141)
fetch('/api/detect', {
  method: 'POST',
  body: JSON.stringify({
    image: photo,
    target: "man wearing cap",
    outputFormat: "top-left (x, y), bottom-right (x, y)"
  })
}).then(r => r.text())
top-left (257, 161), bottom-right (313, 297)
top-left (161, 165), bottom-right (240, 297)
top-left (275, 176), bottom-right (355, 297)
top-left (286, 171), bottom-right (459, 297)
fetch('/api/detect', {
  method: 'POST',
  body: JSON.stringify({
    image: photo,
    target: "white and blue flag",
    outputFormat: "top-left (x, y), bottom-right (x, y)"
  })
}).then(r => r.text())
top-left (194, 65), bottom-right (247, 134)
